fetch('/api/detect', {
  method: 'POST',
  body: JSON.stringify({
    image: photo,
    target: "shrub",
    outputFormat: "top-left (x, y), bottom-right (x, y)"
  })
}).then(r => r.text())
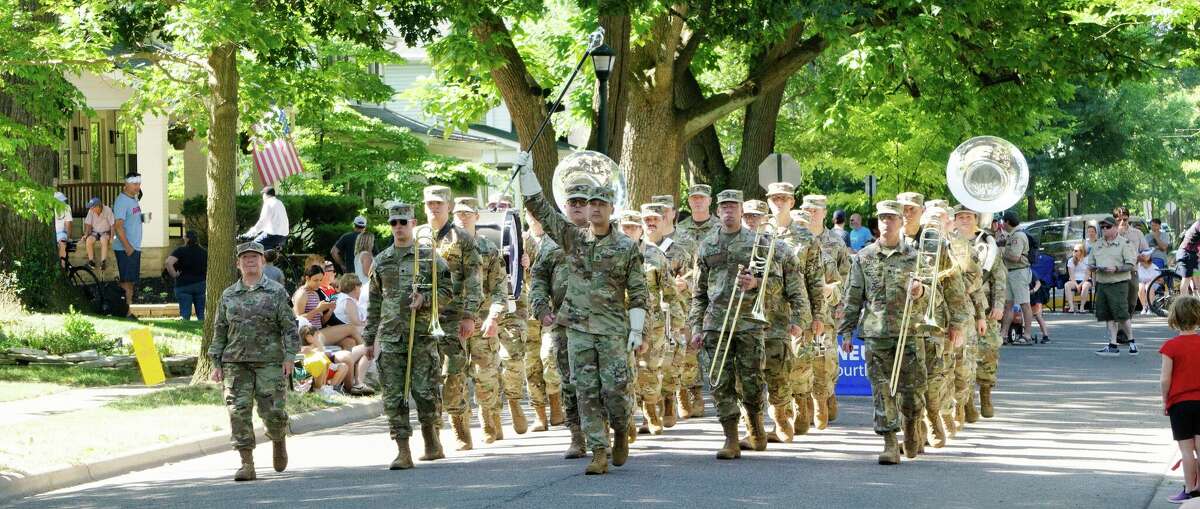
top-left (8, 308), bottom-right (119, 356)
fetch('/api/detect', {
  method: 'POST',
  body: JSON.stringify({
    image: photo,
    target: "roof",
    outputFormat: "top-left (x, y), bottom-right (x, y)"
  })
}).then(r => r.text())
top-left (467, 123), bottom-right (573, 150)
top-left (349, 104), bottom-right (493, 143)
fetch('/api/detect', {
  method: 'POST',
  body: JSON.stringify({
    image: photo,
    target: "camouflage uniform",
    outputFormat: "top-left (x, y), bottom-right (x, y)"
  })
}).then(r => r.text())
top-left (525, 190), bottom-right (648, 453)
top-left (469, 232), bottom-right (508, 418)
top-left (629, 232), bottom-right (679, 419)
top-left (948, 234), bottom-right (988, 425)
top-left (675, 194), bottom-right (718, 400)
top-left (813, 222), bottom-right (851, 398)
top-left (652, 221), bottom-right (697, 418)
top-left (756, 230), bottom-right (811, 418)
top-left (975, 230), bottom-right (1008, 394)
top-left (776, 218), bottom-right (825, 419)
top-left (523, 231), bottom-right (562, 422)
top-left (210, 253), bottom-right (299, 452)
top-left (529, 233), bottom-right (579, 429)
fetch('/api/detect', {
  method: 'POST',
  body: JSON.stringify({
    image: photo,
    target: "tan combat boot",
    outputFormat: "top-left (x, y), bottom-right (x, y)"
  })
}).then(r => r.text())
top-left (532, 403), bottom-right (550, 432)
top-left (772, 404), bottom-right (794, 442)
top-left (548, 393), bottom-right (565, 426)
top-left (419, 423), bottom-right (445, 461)
top-left (980, 385), bottom-right (995, 418)
top-left (585, 448), bottom-right (609, 475)
top-left (815, 396), bottom-right (830, 430)
top-left (564, 425), bottom-right (587, 459)
top-left (508, 399), bottom-right (529, 434)
top-left (612, 423), bottom-right (629, 466)
top-left (827, 395), bottom-right (839, 422)
top-left (390, 439), bottom-right (414, 470)
top-left (234, 449), bottom-right (256, 481)
top-left (481, 409), bottom-right (499, 444)
top-left (662, 394), bottom-right (677, 428)
top-left (491, 410), bottom-right (505, 441)
top-left (965, 392), bottom-right (980, 423)
top-left (646, 402), bottom-right (664, 435)
top-left (943, 412), bottom-right (958, 439)
top-left (690, 387), bottom-right (705, 417)
top-left (739, 413), bottom-right (768, 451)
top-left (678, 388), bottom-right (693, 419)
top-left (452, 413), bottom-right (473, 451)
top-left (793, 395), bottom-right (812, 435)
top-left (878, 432), bottom-right (901, 465)
top-left (930, 412), bottom-right (947, 449)
top-left (902, 420), bottom-right (920, 459)
top-left (716, 419), bottom-right (741, 460)
top-left (627, 421), bottom-right (638, 444)
top-left (272, 437), bottom-right (287, 472)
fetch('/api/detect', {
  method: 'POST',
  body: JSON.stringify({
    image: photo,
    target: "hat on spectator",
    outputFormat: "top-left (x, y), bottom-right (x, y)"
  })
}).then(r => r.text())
top-left (237, 241), bottom-right (265, 256)
top-left (801, 194), bottom-right (828, 209)
top-left (353, 215), bottom-right (367, 227)
top-left (743, 199), bottom-right (769, 216)
top-left (422, 185), bottom-right (451, 203)
top-left (453, 197), bottom-right (480, 214)
top-left (590, 185), bottom-right (615, 204)
top-left (1140, 248), bottom-right (1154, 257)
top-left (766, 182), bottom-right (795, 198)
top-left (388, 203), bottom-right (415, 221)
top-left (640, 203), bottom-right (665, 219)
top-left (875, 200), bottom-right (904, 217)
top-left (688, 184), bottom-right (712, 198)
top-left (897, 192), bottom-right (924, 208)
top-left (125, 173), bottom-right (143, 185)
top-left (86, 196), bottom-right (102, 208)
top-left (261, 186), bottom-right (275, 196)
top-left (1098, 215), bottom-right (1117, 227)
top-left (619, 210), bottom-right (643, 226)
top-left (651, 195), bottom-right (675, 209)
top-left (54, 192), bottom-right (68, 203)
top-left (716, 189), bottom-right (743, 205)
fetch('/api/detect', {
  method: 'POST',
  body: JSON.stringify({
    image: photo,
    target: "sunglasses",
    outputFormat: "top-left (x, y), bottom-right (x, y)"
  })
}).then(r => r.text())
top-left (389, 219), bottom-right (410, 226)
top-left (1101, 224), bottom-right (1114, 229)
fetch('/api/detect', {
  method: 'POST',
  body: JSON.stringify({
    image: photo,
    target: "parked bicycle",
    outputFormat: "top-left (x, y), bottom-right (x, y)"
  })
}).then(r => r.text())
top-left (60, 240), bottom-right (103, 311)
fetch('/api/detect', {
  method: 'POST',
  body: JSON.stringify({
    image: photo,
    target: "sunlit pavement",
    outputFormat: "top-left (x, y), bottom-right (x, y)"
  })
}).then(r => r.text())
top-left (7, 314), bottom-right (1175, 509)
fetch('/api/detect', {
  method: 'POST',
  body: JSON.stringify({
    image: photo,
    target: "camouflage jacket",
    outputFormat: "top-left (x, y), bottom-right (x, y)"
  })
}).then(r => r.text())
top-left (525, 193), bottom-right (649, 335)
top-left (475, 234), bottom-right (509, 321)
top-left (775, 221), bottom-right (825, 320)
top-left (652, 233), bottom-right (694, 334)
top-left (759, 236), bottom-right (813, 338)
top-left (690, 227), bottom-right (809, 333)
top-left (955, 237), bottom-right (989, 321)
top-left (814, 227), bottom-right (852, 317)
top-left (363, 242), bottom-right (453, 348)
top-left (976, 231), bottom-right (1008, 311)
top-left (528, 233), bottom-right (567, 322)
top-left (209, 276), bottom-right (299, 366)
top-left (415, 222), bottom-right (483, 322)
top-left (904, 231), bottom-right (974, 334)
top-left (638, 240), bottom-right (680, 330)
top-left (677, 214), bottom-right (717, 251)
top-left (839, 240), bottom-right (932, 340)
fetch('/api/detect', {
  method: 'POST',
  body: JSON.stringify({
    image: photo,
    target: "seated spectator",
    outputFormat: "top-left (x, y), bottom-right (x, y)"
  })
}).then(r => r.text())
top-left (1147, 218), bottom-right (1171, 267)
top-left (1084, 224), bottom-right (1099, 254)
top-left (322, 274), bottom-right (366, 349)
top-left (299, 325), bottom-right (347, 398)
top-left (82, 196), bottom-right (114, 270)
top-left (320, 260), bottom-right (337, 298)
top-left (263, 249), bottom-right (285, 286)
top-left (293, 265), bottom-right (332, 328)
top-left (1065, 245), bottom-right (1092, 313)
top-left (166, 230), bottom-right (207, 321)
top-left (1138, 249), bottom-right (1161, 315)
top-left (54, 192), bottom-right (72, 267)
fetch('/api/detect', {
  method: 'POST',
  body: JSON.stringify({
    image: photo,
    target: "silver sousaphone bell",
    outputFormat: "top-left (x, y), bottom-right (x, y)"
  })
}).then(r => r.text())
top-left (946, 136), bottom-right (1029, 224)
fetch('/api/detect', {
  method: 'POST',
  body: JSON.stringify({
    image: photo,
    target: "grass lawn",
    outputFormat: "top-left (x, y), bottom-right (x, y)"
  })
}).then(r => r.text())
top-left (0, 384), bottom-right (360, 476)
top-left (0, 365), bottom-right (142, 386)
top-left (0, 381), bottom-right (71, 402)
top-left (10, 313), bottom-right (204, 357)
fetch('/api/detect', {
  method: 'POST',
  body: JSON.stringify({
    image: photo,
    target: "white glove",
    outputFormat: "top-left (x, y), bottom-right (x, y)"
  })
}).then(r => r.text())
top-left (628, 308), bottom-right (646, 351)
top-left (516, 151), bottom-right (541, 197)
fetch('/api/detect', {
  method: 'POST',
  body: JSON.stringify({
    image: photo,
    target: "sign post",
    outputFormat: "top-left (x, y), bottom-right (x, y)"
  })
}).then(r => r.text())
top-left (865, 175), bottom-right (878, 205)
top-left (757, 153), bottom-right (802, 191)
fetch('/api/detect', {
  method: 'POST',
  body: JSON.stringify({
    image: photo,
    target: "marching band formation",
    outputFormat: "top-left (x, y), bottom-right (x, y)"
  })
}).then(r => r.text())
top-left (211, 137), bottom-right (1026, 478)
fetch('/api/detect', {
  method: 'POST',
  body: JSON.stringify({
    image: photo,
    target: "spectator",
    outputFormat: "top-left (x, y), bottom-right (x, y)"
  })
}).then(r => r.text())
top-left (848, 213), bottom-right (874, 252)
top-left (322, 274), bottom-right (365, 349)
top-left (166, 230), bottom-right (208, 321)
top-left (331, 216), bottom-right (367, 273)
top-left (1092, 215), bottom-right (1138, 356)
top-left (1159, 296), bottom-right (1200, 504)
top-left (1065, 245), bottom-right (1092, 313)
top-left (1116, 206), bottom-right (1149, 318)
top-left (243, 186), bottom-right (289, 251)
top-left (320, 260), bottom-right (337, 298)
top-left (53, 192), bottom-right (72, 267)
top-left (1029, 278), bottom-right (1050, 342)
top-left (113, 173), bottom-right (144, 314)
top-left (1147, 218), bottom-right (1171, 267)
top-left (999, 211), bottom-right (1035, 345)
top-left (1084, 224), bottom-right (1100, 254)
top-left (263, 249), bottom-right (285, 286)
top-left (1137, 250), bottom-right (1160, 315)
top-left (294, 265), bottom-right (332, 328)
top-left (832, 209), bottom-right (850, 247)
top-left (353, 232), bottom-right (375, 313)
top-left (299, 325), bottom-right (347, 398)
top-left (1182, 219), bottom-right (1200, 296)
top-left (82, 197), bottom-right (114, 271)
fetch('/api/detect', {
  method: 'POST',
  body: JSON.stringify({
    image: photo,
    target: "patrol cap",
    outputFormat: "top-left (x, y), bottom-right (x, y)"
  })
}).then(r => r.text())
top-left (423, 185), bottom-right (451, 203)
top-left (716, 189), bottom-right (743, 204)
top-left (590, 185), bottom-right (615, 204)
top-left (801, 194), bottom-right (828, 209)
top-left (688, 184), bottom-right (712, 198)
top-left (388, 203), bottom-right (415, 221)
top-left (791, 209), bottom-right (812, 224)
top-left (86, 196), bottom-right (102, 209)
top-left (743, 199), bottom-right (768, 216)
top-left (651, 195), bottom-right (675, 209)
top-left (619, 210), bottom-right (643, 226)
top-left (952, 204), bottom-right (979, 217)
top-left (453, 197), bottom-right (480, 214)
top-left (897, 192), bottom-right (925, 208)
top-left (925, 199), bottom-right (949, 210)
top-left (237, 241), bottom-right (266, 257)
top-left (353, 215), bottom-right (367, 227)
top-left (565, 181), bottom-right (592, 201)
top-left (1098, 215), bottom-right (1117, 227)
top-left (498, 194), bottom-right (514, 205)
top-left (766, 182), bottom-right (795, 198)
top-left (640, 203), bottom-right (665, 219)
top-left (875, 200), bottom-right (904, 217)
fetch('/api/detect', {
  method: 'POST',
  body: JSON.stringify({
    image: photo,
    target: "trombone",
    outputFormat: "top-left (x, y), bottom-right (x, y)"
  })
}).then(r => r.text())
top-left (889, 220), bottom-right (944, 396)
top-left (405, 234), bottom-right (447, 400)
top-left (708, 223), bottom-right (769, 387)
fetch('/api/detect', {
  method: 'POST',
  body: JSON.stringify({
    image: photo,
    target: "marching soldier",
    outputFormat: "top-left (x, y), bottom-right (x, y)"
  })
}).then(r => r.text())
top-left (838, 200), bottom-right (930, 465)
top-left (523, 213), bottom-right (565, 431)
top-left (492, 198), bottom-right (542, 431)
top-left (944, 205), bottom-right (991, 431)
top-left (644, 198), bottom-right (695, 426)
top-left (451, 197), bottom-right (507, 448)
top-left (676, 184), bottom-right (717, 418)
top-left (415, 186), bottom-right (485, 442)
top-left (209, 241), bottom-right (299, 482)
top-left (519, 152), bottom-right (649, 475)
top-left (689, 190), bottom-right (808, 460)
top-left (363, 203), bottom-right (453, 470)
top-left (764, 182), bottom-right (825, 433)
top-left (955, 207), bottom-right (1007, 419)
top-left (801, 195), bottom-right (852, 425)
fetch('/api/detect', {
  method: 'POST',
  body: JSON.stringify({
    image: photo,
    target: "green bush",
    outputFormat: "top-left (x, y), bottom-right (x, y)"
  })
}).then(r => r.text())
top-left (7, 308), bottom-right (119, 356)
top-left (183, 194), bottom-right (363, 254)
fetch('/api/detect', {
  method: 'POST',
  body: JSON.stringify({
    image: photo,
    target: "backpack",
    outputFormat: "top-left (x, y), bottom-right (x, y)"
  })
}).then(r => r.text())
top-left (96, 283), bottom-right (130, 317)
top-left (1022, 230), bottom-right (1040, 265)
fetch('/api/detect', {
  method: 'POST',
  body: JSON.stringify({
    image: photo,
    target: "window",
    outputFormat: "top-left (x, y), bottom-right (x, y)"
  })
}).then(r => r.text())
top-left (1039, 223), bottom-right (1065, 245)
top-left (90, 121), bottom-right (101, 182)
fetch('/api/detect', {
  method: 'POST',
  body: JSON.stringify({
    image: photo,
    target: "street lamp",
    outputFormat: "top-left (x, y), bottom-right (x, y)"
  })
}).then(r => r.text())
top-left (591, 43), bottom-right (615, 157)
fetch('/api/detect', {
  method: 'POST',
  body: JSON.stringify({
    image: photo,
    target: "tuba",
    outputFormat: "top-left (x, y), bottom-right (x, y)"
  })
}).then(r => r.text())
top-left (551, 150), bottom-right (629, 212)
top-left (947, 136), bottom-right (1028, 265)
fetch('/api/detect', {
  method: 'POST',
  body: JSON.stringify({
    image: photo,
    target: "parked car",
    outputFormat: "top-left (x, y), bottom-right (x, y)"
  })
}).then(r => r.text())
top-left (1016, 214), bottom-right (1174, 278)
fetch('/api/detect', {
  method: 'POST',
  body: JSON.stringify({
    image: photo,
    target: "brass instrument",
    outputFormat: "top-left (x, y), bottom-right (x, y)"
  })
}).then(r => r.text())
top-left (415, 233), bottom-right (446, 339)
top-left (748, 218), bottom-right (779, 324)
top-left (890, 219), bottom-right (943, 396)
top-left (947, 136), bottom-right (1029, 229)
top-left (709, 223), bottom-right (768, 387)
top-left (404, 237), bottom-right (440, 399)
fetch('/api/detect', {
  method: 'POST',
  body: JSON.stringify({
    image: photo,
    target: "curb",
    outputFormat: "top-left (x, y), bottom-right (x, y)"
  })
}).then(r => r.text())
top-left (0, 398), bottom-right (382, 502)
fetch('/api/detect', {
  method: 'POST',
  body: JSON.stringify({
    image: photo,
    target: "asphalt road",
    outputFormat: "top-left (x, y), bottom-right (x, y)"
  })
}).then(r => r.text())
top-left (6, 314), bottom-right (1177, 509)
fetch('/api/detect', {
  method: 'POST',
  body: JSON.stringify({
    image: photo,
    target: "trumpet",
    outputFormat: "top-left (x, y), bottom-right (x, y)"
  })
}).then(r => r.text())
top-left (890, 221), bottom-right (943, 396)
top-left (708, 224), bottom-right (768, 387)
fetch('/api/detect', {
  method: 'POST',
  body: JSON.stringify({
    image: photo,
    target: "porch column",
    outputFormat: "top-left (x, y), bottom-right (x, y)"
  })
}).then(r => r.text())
top-left (183, 139), bottom-right (206, 200)
top-left (137, 113), bottom-right (169, 249)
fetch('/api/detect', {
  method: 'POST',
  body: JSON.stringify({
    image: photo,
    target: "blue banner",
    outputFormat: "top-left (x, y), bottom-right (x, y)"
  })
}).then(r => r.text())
top-left (835, 332), bottom-right (871, 397)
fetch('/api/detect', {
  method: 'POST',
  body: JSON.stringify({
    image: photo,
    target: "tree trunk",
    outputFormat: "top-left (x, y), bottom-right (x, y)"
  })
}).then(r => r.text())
top-left (730, 85), bottom-right (785, 200)
top-left (194, 43), bottom-right (240, 384)
top-left (620, 88), bottom-right (683, 207)
top-left (678, 69), bottom-right (729, 193)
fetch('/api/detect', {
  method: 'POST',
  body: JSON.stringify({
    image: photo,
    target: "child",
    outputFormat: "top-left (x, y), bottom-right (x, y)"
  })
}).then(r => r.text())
top-left (1138, 250), bottom-right (1160, 316)
top-left (299, 325), bottom-right (347, 398)
top-left (1161, 296), bottom-right (1200, 504)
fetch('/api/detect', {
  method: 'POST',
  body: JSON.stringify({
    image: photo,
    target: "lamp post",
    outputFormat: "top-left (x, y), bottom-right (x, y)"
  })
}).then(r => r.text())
top-left (591, 43), bottom-right (615, 157)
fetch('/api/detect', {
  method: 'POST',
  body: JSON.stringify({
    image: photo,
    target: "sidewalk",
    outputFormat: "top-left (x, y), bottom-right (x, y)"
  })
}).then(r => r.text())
top-left (0, 377), bottom-right (189, 426)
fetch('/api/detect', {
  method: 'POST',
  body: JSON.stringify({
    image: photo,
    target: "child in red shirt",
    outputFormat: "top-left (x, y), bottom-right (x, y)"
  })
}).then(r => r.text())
top-left (1161, 295), bottom-right (1200, 504)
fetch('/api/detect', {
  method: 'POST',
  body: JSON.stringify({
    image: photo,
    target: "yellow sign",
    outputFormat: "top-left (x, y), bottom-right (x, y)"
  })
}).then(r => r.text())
top-left (130, 328), bottom-right (166, 386)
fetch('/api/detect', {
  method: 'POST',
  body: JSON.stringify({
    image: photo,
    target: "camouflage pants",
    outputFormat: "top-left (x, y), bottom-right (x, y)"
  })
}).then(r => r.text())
top-left (976, 319), bottom-right (1002, 388)
top-left (527, 318), bottom-right (562, 399)
top-left (788, 332), bottom-right (816, 396)
top-left (498, 316), bottom-right (526, 401)
top-left (223, 362), bottom-right (289, 450)
top-left (567, 329), bottom-right (632, 450)
top-left (440, 333), bottom-right (470, 418)
top-left (921, 335), bottom-right (947, 420)
top-left (677, 347), bottom-right (701, 389)
top-left (704, 329), bottom-right (764, 423)
top-left (951, 332), bottom-right (978, 413)
top-left (552, 325), bottom-right (581, 428)
top-left (763, 336), bottom-right (793, 407)
top-left (634, 324), bottom-right (667, 406)
top-left (380, 339), bottom-right (442, 440)
top-left (467, 329), bottom-right (502, 412)
top-left (864, 336), bottom-right (927, 435)
top-left (811, 330), bottom-right (840, 399)
top-left (660, 335), bottom-right (681, 397)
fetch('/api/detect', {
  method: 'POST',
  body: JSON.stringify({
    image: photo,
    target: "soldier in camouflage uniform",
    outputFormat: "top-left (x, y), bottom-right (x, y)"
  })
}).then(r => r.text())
top-left (839, 200), bottom-right (932, 465)
top-left (364, 203), bottom-right (455, 470)
top-left (452, 197), bottom-right (507, 448)
top-left (690, 189), bottom-right (809, 460)
top-left (415, 186), bottom-right (484, 442)
top-left (955, 207), bottom-right (1008, 419)
top-left (210, 241), bottom-right (299, 481)
top-left (676, 184), bottom-right (717, 418)
top-left (646, 196), bottom-right (694, 427)
top-left (486, 198), bottom-right (536, 433)
top-left (519, 151), bottom-right (649, 475)
top-left (764, 183), bottom-right (825, 434)
top-left (523, 213), bottom-right (565, 430)
top-left (944, 205), bottom-right (991, 432)
top-left (801, 195), bottom-right (852, 426)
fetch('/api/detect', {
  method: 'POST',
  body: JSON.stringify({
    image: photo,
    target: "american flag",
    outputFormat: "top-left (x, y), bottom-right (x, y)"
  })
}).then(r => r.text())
top-left (252, 137), bottom-right (304, 187)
